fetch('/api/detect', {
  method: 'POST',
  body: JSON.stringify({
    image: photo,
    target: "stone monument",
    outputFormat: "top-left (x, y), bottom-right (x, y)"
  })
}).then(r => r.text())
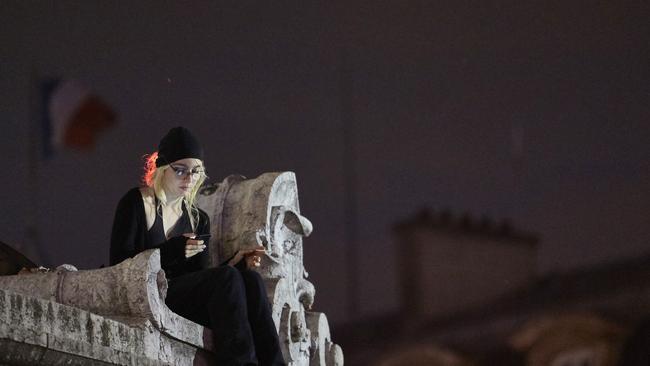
top-left (0, 171), bottom-right (343, 365)
top-left (197, 172), bottom-right (343, 366)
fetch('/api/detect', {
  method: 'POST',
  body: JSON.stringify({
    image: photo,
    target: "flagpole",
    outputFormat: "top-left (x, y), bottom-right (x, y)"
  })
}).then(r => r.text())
top-left (24, 72), bottom-right (48, 267)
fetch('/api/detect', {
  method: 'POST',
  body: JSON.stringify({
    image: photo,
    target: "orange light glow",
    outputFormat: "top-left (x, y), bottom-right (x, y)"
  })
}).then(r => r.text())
top-left (142, 151), bottom-right (158, 187)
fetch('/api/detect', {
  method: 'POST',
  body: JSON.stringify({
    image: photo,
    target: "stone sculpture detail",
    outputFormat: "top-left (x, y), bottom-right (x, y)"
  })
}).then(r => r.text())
top-left (197, 172), bottom-right (343, 366)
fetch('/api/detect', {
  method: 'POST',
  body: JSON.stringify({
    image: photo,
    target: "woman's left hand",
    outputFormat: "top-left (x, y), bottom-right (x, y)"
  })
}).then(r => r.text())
top-left (228, 245), bottom-right (265, 269)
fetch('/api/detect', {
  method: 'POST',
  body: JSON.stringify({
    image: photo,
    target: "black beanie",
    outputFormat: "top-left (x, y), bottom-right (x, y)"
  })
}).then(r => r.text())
top-left (156, 127), bottom-right (204, 167)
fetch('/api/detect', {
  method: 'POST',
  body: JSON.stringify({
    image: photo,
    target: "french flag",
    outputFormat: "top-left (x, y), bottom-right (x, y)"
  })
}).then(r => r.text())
top-left (41, 79), bottom-right (117, 157)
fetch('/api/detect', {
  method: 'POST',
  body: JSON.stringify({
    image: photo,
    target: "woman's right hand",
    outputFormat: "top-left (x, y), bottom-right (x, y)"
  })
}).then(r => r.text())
top-left (183, 233), bottom-right (206, 258)
top-left (228, 246), bottom-right (265, 268)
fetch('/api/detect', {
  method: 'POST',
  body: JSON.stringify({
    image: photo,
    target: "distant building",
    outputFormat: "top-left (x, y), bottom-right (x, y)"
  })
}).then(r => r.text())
top-left (338, 209), bottom-right (650, 366)
top-left (395, 209), bottom-right (538, 322)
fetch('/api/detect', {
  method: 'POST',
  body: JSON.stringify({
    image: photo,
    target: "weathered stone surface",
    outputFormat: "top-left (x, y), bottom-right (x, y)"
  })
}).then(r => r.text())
top-left (306, 312), bottom-right (344, 366)
top-left (0, 249), bottom-right (209, 352)
top-left (198, 172), bottom-right (343, 365)
top-left (0, 288), bottom-right (198, 365)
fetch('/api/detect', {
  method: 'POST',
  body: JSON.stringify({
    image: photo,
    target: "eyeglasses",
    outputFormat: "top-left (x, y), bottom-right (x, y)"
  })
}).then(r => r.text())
top-left (169, 164), bottom-right (207, 180)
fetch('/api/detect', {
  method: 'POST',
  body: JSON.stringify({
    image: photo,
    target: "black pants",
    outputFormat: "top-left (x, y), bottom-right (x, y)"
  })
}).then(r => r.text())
top-left (165, 266), bottom-right (285, 366)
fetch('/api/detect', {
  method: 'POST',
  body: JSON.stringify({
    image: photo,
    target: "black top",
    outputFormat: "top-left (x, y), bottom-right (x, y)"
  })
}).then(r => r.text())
top-left (148, 194), bottom-right (193, 245)
top-left (110, 187), bottom-right (210, 279)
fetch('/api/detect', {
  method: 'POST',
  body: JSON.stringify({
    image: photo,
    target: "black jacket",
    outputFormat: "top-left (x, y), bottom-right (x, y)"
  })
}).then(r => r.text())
top-left (109, 187), bottom-right (210, 278)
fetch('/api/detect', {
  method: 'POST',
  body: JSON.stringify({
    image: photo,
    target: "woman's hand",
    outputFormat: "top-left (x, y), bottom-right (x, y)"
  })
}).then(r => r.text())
top-left (183, 233), bottom-right (206, 258)
top-left (228, 245), bottom-right (265, 269)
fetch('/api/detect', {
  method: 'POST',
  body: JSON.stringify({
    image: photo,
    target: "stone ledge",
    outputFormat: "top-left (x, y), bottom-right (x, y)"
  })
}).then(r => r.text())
top-left (0, 289), bottom-right (205, 365)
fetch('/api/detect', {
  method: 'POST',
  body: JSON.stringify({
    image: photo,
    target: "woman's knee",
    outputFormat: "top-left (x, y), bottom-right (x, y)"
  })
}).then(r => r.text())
top-left (240, 268), bottom-right (263, 282)
top-left (212, 264), bottom-right (238, 277)
top-left (240, 269), bottom-right (267, 293)
top-left (208, 265), bottom-right (245, 288)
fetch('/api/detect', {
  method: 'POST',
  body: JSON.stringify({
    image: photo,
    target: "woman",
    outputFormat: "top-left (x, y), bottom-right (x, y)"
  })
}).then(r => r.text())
top-left (110, 126), bottom-right (285, 366)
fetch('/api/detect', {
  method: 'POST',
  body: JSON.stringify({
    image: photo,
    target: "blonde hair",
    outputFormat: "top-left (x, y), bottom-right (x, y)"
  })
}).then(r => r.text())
top-left (142, 152), bottom-right (207, 231)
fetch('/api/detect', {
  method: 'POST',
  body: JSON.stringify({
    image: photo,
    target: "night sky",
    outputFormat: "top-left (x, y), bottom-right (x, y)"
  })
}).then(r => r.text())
top-left (1, 1), bottom-right (649, 323)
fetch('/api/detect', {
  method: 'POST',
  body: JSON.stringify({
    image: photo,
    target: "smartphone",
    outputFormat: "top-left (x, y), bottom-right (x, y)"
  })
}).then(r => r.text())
top-left (193, 234), bottom-right (212, 241)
